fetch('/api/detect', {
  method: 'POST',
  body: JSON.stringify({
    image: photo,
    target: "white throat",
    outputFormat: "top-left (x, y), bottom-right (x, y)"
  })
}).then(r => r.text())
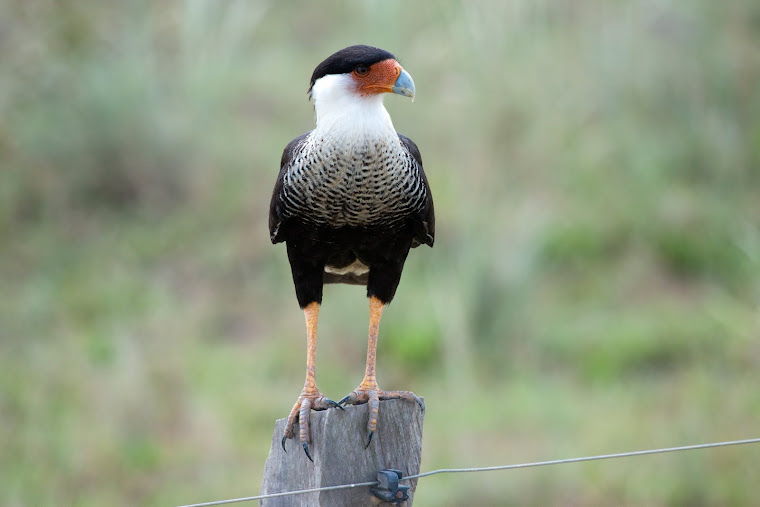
top-left (310, 74), bottom-right (396, 141)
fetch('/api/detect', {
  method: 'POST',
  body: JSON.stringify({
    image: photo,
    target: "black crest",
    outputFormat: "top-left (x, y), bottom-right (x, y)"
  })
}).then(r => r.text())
top-left (309, 45), bottom-right (396, 93)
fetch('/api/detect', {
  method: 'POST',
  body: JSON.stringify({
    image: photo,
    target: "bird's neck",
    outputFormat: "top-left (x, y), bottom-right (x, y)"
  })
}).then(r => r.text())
top-left (311, 75), bottom-right (397, 143)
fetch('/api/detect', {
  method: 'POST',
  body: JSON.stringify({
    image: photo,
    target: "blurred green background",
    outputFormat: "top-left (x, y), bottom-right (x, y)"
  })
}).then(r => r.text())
top-left (2, 1), bottom-right (759, 505)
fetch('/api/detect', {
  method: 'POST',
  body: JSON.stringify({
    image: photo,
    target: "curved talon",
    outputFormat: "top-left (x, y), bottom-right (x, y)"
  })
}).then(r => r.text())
top-left (365, 431), bottom-right (374, 449)
top-left (337, 394), bottom-right (353, 406)
top-left (324, 398), bottom-right (344, 410)
top-left (282, 436), bottom-right (287, 452)
top-left (302, 442), bottom-right (313, 462)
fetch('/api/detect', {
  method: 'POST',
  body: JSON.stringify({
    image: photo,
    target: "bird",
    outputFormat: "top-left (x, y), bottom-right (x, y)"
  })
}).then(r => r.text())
top-left (269, 45), bottom-right (434, 461)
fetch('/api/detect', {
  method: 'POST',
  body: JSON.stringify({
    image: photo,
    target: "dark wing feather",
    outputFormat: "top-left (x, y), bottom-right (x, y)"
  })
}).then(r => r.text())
top-left (269, 132), bottom-right (310, 244)
top-left (398, 134), bottom-right (435, 248)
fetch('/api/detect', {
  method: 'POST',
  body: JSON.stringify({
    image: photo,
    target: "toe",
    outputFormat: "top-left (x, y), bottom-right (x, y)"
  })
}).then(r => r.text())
top-left (378, 390), bottom-right (424, 410)
top-left (298, 398), bottom-right (312, 446)
top-left (366, 390), bottom-right (380, 434)
top-left (339, 390), bottom-right (371, 406)
top-left (282, 399), bottom-right (302, 447)
top-left (313, 396), bottom-right (342, 411)
top-left (338, 392), bottom-right (356, 406)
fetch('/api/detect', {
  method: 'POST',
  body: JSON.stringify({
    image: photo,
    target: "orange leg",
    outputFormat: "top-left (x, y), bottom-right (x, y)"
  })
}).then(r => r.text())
top-left (282, 302), bottom-right (341, 461)
top-left (339, 296), bottom-right (424, 447)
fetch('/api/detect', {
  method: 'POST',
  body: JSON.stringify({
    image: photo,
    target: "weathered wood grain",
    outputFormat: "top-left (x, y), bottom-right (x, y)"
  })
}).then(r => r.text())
top-left (260, 398), bottom-right (424, 506)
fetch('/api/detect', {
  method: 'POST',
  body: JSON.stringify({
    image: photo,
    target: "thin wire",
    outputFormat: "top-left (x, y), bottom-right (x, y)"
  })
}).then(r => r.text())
top-left (177, 480), bottom-right (378, 507)
top-left (402, 437), bottom-right (760, 481)
top-left (177, 437), bottom-right (760, 507)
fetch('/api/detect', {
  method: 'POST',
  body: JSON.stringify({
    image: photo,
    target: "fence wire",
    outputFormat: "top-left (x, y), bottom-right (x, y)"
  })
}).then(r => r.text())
top-left (177, 437), bottom-right (760, 507)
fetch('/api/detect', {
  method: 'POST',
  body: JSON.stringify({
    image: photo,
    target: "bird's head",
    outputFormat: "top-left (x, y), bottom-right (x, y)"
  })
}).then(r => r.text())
top-left (308, 46), bottom-right (415, 129)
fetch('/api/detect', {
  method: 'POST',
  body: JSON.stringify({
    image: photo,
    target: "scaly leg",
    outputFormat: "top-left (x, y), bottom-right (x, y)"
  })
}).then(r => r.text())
top-left (282, 302), bottom-right (341, 461)
top-left (339, 296), bottom-right (424, 447)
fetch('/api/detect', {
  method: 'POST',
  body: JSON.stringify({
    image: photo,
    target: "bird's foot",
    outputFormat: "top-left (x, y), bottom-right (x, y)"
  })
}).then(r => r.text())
top-left (338, 380), bottom-right (424, 448)
top-left (282, 389), bottom-right (342, 462)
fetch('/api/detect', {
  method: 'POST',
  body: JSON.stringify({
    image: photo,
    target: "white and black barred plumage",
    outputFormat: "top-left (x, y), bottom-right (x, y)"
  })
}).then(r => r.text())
top-left (277, 130), bottom-right (429, 230)
top-left (269, 45), bottom-right (434, 306)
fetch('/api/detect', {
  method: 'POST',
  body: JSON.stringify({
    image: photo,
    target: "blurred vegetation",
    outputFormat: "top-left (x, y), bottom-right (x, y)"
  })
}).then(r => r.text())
top-left (2, 0), bottom-right (759, 505)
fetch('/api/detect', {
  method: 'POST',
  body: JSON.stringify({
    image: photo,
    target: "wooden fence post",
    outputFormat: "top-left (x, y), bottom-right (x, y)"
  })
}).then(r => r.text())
top-left (261, 399), bottom-right (425, 506)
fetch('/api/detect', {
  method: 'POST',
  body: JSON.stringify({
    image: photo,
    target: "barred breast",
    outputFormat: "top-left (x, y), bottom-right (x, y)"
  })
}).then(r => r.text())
top-left (279, 134), bottom-right (427, 229)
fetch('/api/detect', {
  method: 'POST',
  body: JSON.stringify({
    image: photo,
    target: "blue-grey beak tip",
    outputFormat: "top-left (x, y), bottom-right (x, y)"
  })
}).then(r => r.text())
top-left (391, 69), bottom-right (415, 99)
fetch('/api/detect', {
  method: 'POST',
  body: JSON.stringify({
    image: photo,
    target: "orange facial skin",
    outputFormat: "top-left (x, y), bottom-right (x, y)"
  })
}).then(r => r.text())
top-left (352, 58), bottom-right (404, 96)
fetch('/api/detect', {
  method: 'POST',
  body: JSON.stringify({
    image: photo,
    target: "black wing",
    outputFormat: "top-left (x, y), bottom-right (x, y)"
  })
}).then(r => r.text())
top-left (269, 132), bottom-right (310, 244)
top-left (398, 134), bottom-right (435, 248)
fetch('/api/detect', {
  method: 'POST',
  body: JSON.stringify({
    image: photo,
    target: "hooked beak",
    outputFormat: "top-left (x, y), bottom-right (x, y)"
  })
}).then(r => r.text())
top-left (391, 69), bottom-right (415, 99)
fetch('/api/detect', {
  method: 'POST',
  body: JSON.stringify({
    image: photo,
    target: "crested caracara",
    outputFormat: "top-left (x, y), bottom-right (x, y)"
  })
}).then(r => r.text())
top-left (269, 45), bottom-right (434, 461)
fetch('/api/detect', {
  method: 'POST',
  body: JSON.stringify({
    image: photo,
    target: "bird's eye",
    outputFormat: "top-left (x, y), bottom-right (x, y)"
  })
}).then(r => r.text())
top-left (355, 65), bottom-right (369, 76)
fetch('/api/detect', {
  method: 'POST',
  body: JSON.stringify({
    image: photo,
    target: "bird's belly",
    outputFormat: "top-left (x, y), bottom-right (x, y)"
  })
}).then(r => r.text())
top-left (324, 186), bottom-right (406, 226)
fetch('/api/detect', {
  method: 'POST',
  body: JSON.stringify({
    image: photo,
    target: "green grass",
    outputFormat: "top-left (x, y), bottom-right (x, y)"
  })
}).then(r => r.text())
top-left (2, 0), bottom-right (759, 505)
